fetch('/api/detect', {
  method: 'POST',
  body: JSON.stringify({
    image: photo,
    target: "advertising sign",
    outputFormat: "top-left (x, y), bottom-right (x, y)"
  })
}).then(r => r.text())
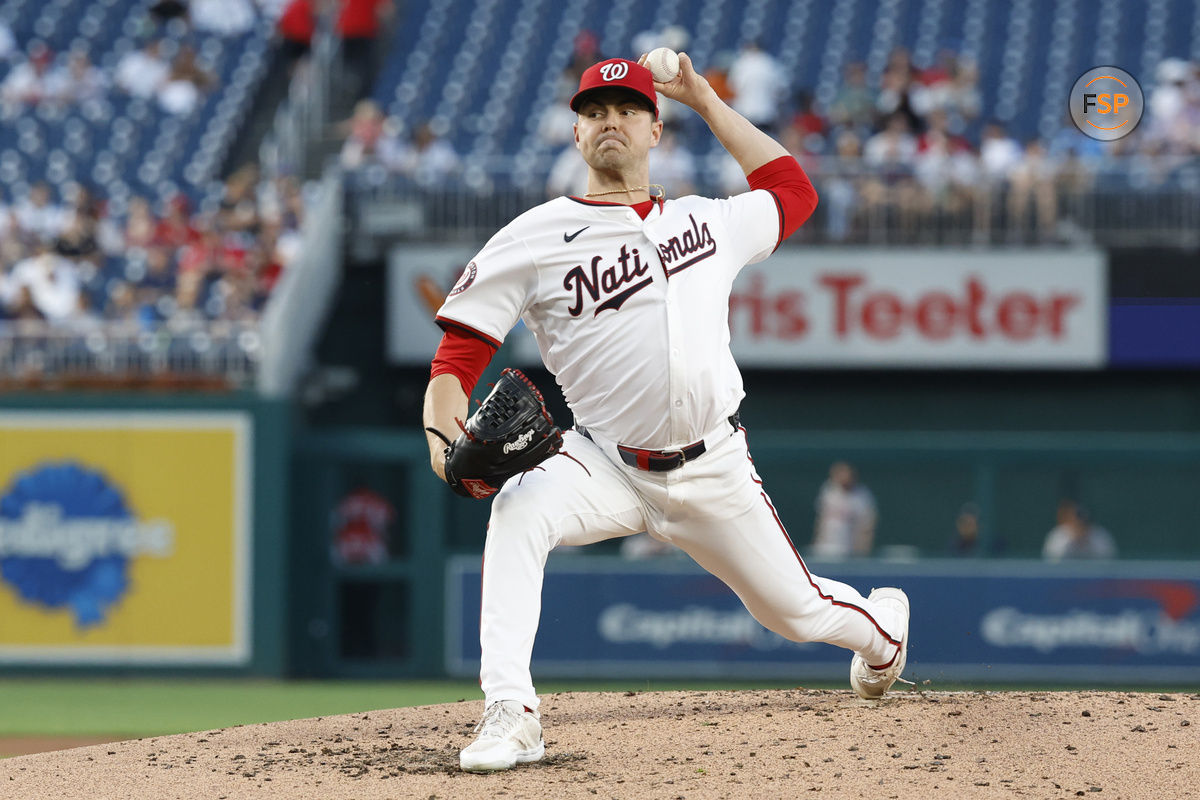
top-left (0, 413), bottom-right (251, 665)
top-left (446, 557), bottom-right (1199, 684)
top-left (391, 246), bottom-right (1106, 368)
top-left (728, 249), bottom-right (1106, 367)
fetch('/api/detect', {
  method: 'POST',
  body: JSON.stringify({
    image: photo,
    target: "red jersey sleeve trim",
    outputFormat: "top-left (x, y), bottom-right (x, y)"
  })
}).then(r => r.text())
top-left (746, 155), bottom-right (819, 246)
top-left (430, 327), bottom-right (497, 396)
top-left (435, 316), bottom-right (503, 349)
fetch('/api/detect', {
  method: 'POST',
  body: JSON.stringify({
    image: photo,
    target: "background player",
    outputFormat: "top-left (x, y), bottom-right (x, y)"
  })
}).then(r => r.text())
top-left (422, 52), bottom-right (911, 773)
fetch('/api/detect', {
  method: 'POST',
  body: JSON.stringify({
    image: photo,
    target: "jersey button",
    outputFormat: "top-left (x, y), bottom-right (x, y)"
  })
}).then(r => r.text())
top-left (674, 399), bottom-right (683, 407)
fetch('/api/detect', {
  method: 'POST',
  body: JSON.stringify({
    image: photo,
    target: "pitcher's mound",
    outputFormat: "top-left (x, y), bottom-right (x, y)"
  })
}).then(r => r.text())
top-left (2, 689), bottom-right (1196, 799)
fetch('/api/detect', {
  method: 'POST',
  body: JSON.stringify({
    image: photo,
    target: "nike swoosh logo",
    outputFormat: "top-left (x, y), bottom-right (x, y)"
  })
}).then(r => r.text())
top-left (563, 226), bottom-right (589, 243)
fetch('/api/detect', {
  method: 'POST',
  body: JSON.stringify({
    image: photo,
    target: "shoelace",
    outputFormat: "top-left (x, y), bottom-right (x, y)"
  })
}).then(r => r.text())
top-left (473, 702), bottom-right (525, 738)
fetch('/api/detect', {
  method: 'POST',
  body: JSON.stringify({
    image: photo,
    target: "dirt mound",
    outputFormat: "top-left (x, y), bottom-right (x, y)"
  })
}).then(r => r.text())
top-left (2, 689), bottom-right (1195, 799)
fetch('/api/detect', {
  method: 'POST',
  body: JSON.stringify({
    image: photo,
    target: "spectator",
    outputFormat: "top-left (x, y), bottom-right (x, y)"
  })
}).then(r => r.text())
top-left (821, 129), bottom-right (866, 241)
top-left (170, 270), bottom-right (208, 326)
top-left (702, 51), bottom-right (735, 105)
top-left (913, 110), bottom-right (977, 221)
top-left (217, 164), bottom-right (262, 236)
top-left (874, 47), bottom-right (922, 133)
top-left (946, 502), bottom-right (1005, 557)
top-left (909, 49), bottom-right (958, 118)
top-left (14, 183), bottom-right (67, 245)
top-left (978, 121), bottom-right (1022, 181)
top-left (648, 126), bottom-right (697, 197)
top-left (210, 264), bottom-right (259, 321)
top-left (828, 61), bottom-right (874, 133)
top-left (190, 0), bottom-right (257, 36)
top-left (133, 245), bottom-right (177, 320)
top-left (563, 29), bottom-right (601, 87)
top-left (728, 40), bottom-right (788, 133)
top-left (122, 196), bottom-right (160, 249)
top-left (1043, 500), bottom-right (1117, 560)
top-left (974, 121), bottom-right (1022, 240)
top-left (114, 39), bottom-right (170, 99)
top-left (390, 121), bottom-right (460, 187)
top-left (811, 461), bottom-right (877, 559)
top-left (946, 502), bottom-right (983, 556)
top-left (546, 144), bottom-right (588, 198)
top-left (536, 83), bottom-right (581, 149)
top-left (277, 0), bottom-right (315, 72)
top-left (1147, 58), bottom-right (1200, 155)
top-left (1, 42), bottom-right (54, 109)
top-left (250, 228), bottom-right (286, 293)
top-left (2, 284), bottom-right (42, 321)
top-left (55, 208), bottom-right (102, 267)
top-left (1007, 139), bottom-right (1058, 242)
top-left (860, 113), bottom-right (919, 235)
top-left (863, 112), bottom-right (917, 169)
top-left (154, 194), bottom-right (199, 248)
top-left (5, 240), bottom-right (83, 324)
top-left (338, 0), bottom-right (394, 101)
top-left (331, 485), bottom-right (395, 565)
top-left (103, 279), bottom-right (141, 325)
top-left (157, 44), bottom-right (215, 115)
top-left (176, 225), bottom-right (223, 279)
top-left (945, 57), bottom-right (982, 131)
top-left (45, 50), bottom-right (107, 105)
top-left (786, 89), bottom-right (827, 154)
top-left (338, 99), bottom-right (396, 168)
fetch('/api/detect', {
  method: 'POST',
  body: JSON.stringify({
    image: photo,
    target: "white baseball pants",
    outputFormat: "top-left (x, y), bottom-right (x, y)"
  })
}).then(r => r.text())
top-left (479, 425), bottom-right (905, 711)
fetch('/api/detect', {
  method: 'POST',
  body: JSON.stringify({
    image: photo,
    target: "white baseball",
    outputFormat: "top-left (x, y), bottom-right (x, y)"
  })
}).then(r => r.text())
top-left (646, 47), bottom-right (680, 83)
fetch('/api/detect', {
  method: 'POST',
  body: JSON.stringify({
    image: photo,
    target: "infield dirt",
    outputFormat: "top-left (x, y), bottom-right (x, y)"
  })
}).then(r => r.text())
top-left (2, 689), bottom-right (1195, 799)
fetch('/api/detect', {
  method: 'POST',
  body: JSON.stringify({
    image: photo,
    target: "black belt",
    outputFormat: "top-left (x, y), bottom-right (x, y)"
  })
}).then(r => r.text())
top-left (578, 412), bottom-right (740, 473)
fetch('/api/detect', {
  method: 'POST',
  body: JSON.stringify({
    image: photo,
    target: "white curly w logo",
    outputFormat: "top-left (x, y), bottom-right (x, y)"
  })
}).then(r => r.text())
top-left (600, 62), bottom-right (629, 81)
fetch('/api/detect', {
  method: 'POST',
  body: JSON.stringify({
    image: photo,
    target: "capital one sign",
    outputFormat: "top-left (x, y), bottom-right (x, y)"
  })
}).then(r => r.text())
top-left (729, 249), bottom-right (1106, 368)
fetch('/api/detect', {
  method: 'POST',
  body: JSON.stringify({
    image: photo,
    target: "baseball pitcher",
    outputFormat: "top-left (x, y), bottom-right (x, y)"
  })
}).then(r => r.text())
top-left (422, 53), bottom-right (911, 773)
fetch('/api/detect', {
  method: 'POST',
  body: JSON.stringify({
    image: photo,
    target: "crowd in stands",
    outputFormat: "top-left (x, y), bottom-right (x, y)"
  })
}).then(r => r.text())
top-left (0, 170), bottom-right (305, 332)
top-left (0, 3), bottom-right (268, 120)
top-left (339, 25), bottom-right (1200, 243)
top-left (0, 1), bottom-right (311, 338)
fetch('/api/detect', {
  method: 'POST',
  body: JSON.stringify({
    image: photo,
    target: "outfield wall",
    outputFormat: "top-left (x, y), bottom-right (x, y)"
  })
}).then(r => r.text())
top-left (0, 394), bottom-right (290, 675)
top-left (447, 557), bottom-right (1200, 685)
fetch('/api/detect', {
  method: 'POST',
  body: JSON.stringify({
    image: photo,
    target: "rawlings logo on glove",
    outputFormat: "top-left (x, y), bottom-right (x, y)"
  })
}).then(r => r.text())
top-left (427, 368), bottom-right (563, 499)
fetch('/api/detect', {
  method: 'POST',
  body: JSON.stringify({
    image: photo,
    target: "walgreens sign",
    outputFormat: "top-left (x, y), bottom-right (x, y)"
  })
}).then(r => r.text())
top-left (729, 249), bottom-right (1106, 368)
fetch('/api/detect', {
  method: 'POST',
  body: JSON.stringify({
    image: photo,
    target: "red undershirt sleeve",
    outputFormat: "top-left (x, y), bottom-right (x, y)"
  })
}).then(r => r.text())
top-left (746, 155), bottom-right (819, 246)
top-left (430, 327), bottom-right (498, 396)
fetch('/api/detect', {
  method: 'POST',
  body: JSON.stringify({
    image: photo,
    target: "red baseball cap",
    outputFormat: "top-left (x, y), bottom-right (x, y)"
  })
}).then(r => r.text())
top-left (570, 58), bottom-right (659, 118)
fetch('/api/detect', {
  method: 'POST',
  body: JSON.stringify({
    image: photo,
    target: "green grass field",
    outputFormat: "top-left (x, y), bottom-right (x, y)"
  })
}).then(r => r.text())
top-left (0, 678), bottom-right (1186, 739)
top-left (0, 678), bottom-right (809, 737)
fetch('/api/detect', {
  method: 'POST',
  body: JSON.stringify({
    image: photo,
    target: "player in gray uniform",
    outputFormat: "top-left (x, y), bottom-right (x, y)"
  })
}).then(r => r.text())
top-left (423, 53), bottom-right (911, 773)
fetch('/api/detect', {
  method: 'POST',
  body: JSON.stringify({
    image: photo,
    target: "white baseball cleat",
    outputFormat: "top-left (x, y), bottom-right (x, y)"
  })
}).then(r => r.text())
top-left (849, 587), bottom-right (910, 700)
top-left (460, 700), bottom-right (545, 773)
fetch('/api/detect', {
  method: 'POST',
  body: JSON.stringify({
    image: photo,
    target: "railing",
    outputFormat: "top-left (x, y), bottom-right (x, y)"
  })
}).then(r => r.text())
top-left (345, 155), bottom-right (1200, 248)
top-left (259, 6), bottom-right (341, 181)
top-left (0, 319), bottom-right (261, 390)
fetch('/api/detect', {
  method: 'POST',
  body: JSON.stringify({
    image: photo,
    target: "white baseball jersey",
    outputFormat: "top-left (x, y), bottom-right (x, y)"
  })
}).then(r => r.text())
top-left (436, 192), bottom-right (781, 449)
top-left (442, 188), bottom-right (907, 718)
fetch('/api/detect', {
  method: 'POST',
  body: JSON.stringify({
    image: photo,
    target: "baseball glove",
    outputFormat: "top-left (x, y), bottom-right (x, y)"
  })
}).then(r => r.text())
top-left (427, 368), bottom-right (563, 499)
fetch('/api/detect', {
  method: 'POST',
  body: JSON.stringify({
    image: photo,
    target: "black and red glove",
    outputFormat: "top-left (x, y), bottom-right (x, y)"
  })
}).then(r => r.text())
top-left (427, 368), bottom-right (563, 499)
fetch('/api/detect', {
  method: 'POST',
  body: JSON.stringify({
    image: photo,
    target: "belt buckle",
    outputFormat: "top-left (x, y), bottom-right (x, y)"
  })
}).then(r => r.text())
top-left (656, 449), bottom-right (685, 470)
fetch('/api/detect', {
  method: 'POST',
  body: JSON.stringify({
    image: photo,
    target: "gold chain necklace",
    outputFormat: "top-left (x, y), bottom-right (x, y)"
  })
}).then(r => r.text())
top-left (584, 184), bottom-right (665, 198)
